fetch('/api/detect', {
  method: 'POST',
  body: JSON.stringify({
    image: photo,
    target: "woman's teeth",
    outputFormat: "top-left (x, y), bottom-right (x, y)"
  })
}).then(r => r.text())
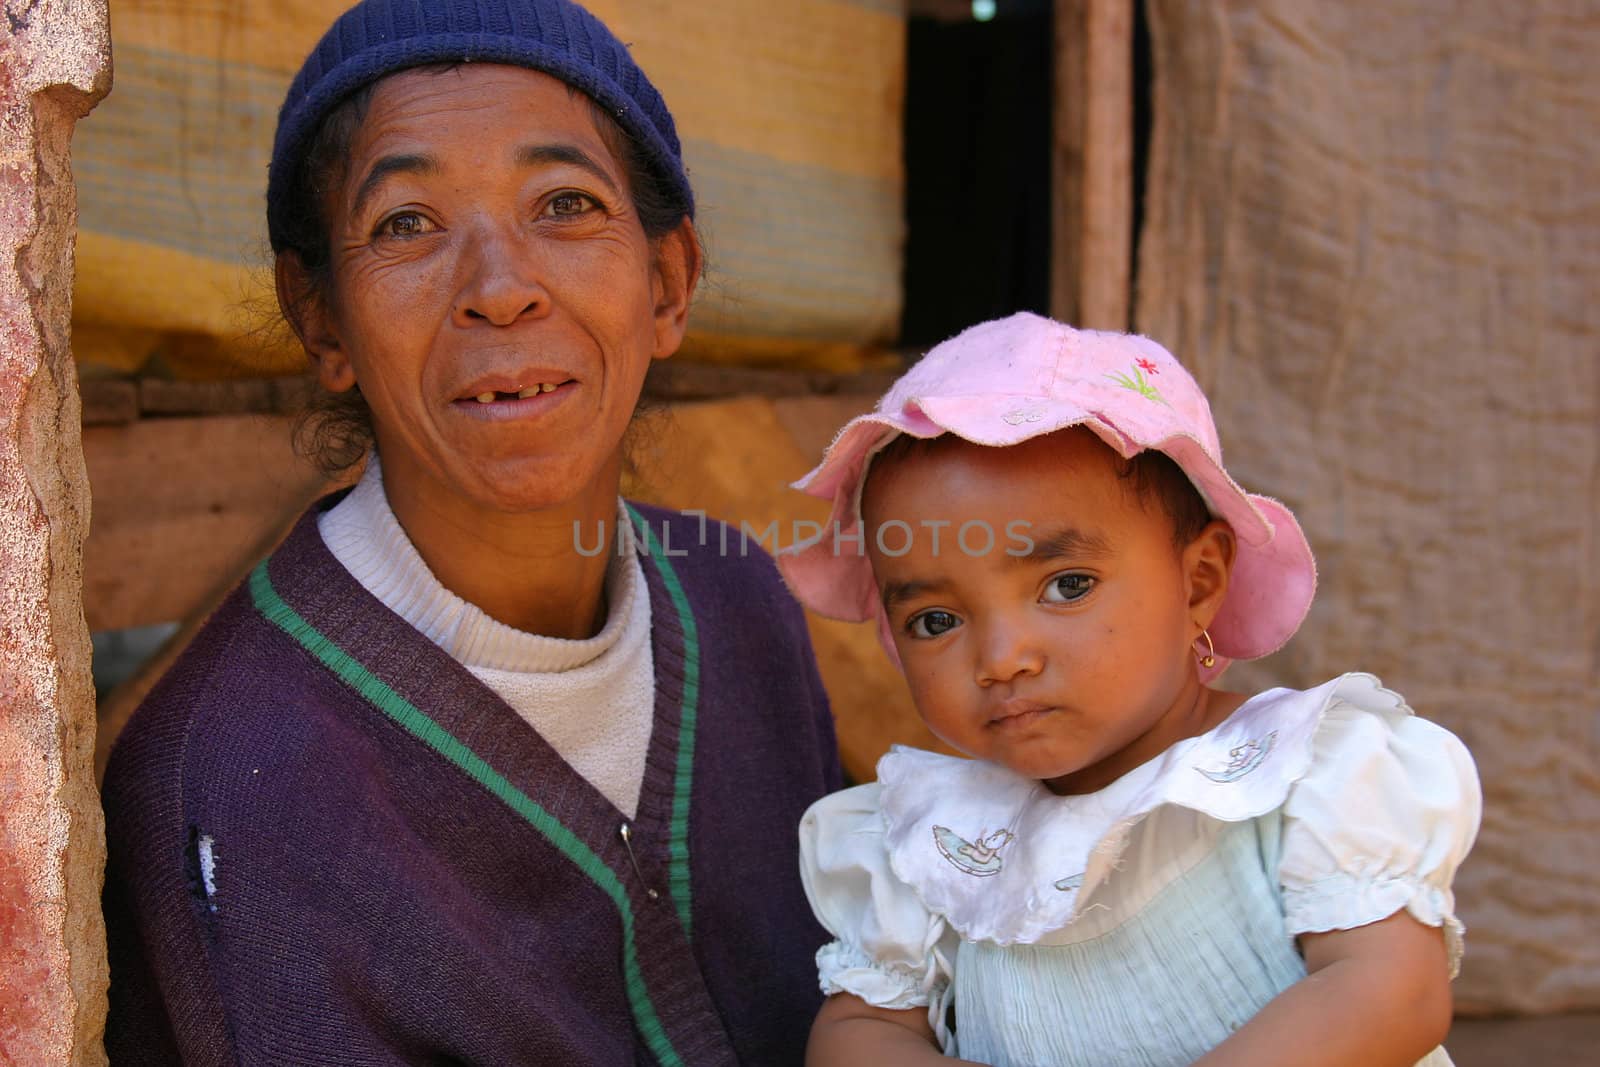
top-left (473, 383), bottom-right (559, 403)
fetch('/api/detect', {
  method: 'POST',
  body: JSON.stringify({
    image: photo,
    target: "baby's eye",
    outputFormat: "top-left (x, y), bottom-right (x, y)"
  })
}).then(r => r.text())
top-left (377, 211), bottom-right (434, 238)
top-left (907, 610), bottom-right (962, 639)
top-left (1041, 573), bottom-right (1095, 603)
top-left (544, 191), bottom-right (599, 217)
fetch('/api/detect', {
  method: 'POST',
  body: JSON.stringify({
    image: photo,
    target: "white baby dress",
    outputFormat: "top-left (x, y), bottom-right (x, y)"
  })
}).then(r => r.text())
top-left (799, 674), bottom-right (1481, 1067)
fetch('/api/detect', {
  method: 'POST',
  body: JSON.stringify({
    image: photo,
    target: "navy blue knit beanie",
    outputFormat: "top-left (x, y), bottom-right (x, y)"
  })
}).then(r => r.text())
top-left (267, 0), bottom-right (693, 252)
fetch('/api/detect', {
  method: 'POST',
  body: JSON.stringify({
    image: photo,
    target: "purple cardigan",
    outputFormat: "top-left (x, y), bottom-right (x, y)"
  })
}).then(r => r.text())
top-left (102, 501), bottom-right (842, 1065)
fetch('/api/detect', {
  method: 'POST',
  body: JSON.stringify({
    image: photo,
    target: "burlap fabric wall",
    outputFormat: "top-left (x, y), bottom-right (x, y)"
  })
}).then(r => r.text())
top-left (1138, 0), bottom-right (1599, 1013)
top-left (71, 0), bottom-right (905, 377)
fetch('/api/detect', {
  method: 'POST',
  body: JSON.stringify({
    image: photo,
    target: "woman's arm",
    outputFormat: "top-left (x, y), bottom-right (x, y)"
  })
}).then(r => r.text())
top-left (807, 993), bottom-right (980, 1066)
top-left (1191, 911), bottom-right (1453, 1067)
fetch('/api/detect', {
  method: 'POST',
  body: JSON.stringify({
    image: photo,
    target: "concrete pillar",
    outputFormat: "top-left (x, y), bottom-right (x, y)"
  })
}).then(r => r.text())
top-left (0, 2), bottom-right (112, 1064)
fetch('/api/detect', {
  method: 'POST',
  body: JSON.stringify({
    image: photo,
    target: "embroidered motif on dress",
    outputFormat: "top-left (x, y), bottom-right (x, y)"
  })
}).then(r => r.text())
top-left (1195, 730), bottom-right (1279, 783)
top-left (932, 826), bottom-right (1015, 877)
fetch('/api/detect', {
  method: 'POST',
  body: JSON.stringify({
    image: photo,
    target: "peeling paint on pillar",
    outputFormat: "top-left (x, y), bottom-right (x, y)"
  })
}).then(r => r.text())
top-left (0, 2), bottom-right (112, 1065)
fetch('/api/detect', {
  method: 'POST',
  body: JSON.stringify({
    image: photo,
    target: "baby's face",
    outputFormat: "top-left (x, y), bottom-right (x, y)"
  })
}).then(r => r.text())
top-left (862, 430), bottom-right (1219, 795)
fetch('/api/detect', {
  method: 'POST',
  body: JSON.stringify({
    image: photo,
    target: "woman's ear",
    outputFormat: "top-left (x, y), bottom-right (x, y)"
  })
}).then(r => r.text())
top-left (1185, 519), bottom-right (1237, 633)
top-left (275, 253), bottom-right (356, 392)
top-left (649, 218), bottom-right (702, 360)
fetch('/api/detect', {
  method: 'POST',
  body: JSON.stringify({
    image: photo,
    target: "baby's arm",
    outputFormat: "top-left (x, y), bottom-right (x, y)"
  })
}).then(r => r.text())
top-left (807, 993), bottom-right (979, 1066)
top-left (1204, 684), bottom-right (1480, 1067)
top-left (800, 784), bottom-right (975, 1066)
top-left (1192, 910), bottom-right (1453, 1067)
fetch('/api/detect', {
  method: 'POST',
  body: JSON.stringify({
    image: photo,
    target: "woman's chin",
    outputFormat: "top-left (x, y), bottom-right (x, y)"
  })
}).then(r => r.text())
top-left (459, 452), bottom-right (625, 517)
top-left (377, 443), bottom-right (623, 521)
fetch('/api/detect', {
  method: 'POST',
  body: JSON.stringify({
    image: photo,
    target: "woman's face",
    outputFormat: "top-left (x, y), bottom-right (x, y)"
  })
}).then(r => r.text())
top-left (298, 64), bottom-right (695, 515)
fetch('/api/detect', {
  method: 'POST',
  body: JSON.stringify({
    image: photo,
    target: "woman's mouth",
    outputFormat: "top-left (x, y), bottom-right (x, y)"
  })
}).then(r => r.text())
top-left (468, 381), bottom-right (562, 402)
top-left (461, 378), bottom-right (571, 403)
top-left (451, 379), bottom-right (575, 418)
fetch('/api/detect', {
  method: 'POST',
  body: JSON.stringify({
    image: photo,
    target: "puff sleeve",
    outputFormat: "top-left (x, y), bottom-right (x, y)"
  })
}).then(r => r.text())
top-left (1279, 693), bottom-right (1481, 976)
top-left (799, 783), bottom-right (956, 1012)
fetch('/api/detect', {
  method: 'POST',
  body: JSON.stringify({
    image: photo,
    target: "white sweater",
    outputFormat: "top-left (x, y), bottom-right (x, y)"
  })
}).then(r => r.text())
top-left (318, 457), bottom-right (654, 818)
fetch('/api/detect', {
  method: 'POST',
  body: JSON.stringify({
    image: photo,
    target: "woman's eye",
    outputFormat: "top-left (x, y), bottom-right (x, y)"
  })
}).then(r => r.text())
top-left (1042, 574), bottom-right (1095, 603)
top-left (377, 212), bottom-right (432, 238)
top-left (907, 610), bottom-right (961, 639)
top-left (544, 192), bottom-right (598, 217)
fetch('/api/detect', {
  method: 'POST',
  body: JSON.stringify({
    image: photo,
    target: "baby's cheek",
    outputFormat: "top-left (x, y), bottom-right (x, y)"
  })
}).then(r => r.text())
top-left (921, 718), bottom-right (983, 761)
top-left (905, 656), bottom-right (957, 702)
top-left (907, 670), bottom-right (976, 746)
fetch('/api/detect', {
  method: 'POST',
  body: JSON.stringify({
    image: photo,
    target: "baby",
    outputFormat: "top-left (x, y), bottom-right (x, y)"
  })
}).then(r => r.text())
top-left (779, 314), bottom-right (1480, 1067)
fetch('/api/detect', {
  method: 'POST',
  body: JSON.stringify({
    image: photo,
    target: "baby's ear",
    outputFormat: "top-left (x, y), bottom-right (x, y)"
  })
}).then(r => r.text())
top-left (1185, 519), bottom-right (1237, 628)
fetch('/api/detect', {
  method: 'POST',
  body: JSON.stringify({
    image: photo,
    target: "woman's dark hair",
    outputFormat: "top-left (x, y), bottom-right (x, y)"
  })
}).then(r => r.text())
top-left (867, 428), bottom-right (1215, 549)
top-left (277, 66), bottom-right (696, 474)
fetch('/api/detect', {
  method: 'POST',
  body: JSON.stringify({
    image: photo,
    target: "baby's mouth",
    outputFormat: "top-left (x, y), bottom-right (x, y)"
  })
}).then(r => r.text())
top-left (988, 699), bottom-right (1056, 728)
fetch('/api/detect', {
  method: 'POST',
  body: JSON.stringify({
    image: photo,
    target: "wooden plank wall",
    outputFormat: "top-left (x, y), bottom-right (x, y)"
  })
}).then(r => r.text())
top-left (1052, 0), bottom-right (1134, 330)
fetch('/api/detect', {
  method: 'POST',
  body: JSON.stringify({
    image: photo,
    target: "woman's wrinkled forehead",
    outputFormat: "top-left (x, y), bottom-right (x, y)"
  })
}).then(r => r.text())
top-left (267, 0), bottom-right (694, 252)
top-left (333, 64), bottom-right (621, 211)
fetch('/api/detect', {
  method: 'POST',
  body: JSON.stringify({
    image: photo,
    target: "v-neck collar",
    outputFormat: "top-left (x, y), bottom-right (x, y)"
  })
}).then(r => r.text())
top-left (248, 500), bottom-right (730, 1067)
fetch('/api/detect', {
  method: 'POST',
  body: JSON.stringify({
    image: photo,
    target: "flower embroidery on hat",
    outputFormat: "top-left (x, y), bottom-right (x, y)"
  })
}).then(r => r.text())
top-left (1195, 730), bottom-right (1279, 783)
top-left (1105, 364), bottom-right (1168, 406)
top-left (1002, 408), bottom-right (1045, 425)
top-left (933, 825), bottom-right (1015, 877)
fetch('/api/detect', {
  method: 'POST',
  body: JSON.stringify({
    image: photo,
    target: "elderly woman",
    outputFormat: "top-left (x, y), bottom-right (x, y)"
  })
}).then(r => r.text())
top-left (99, 1), bottom-right (842, 1063)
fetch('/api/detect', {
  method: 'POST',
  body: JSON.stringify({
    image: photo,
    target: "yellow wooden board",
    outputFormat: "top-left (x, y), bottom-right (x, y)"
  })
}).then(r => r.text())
top-left (73, 0), bottom-right (907, 376)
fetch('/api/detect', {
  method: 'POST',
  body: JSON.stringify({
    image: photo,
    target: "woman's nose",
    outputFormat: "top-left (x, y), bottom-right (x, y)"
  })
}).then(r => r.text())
top-left (974, 618), bottom-right (1045, 686)
top-left (453, 226), bottom-right (549, 327)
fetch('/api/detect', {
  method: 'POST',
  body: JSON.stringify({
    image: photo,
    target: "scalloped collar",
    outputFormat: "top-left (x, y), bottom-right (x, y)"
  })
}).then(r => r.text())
top-left (877, 674), bottom-right (1405, 945)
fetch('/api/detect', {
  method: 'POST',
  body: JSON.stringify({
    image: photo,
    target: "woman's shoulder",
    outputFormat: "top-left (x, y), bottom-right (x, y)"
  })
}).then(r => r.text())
top-left (114, 502), bottom-right (352, 761)
top-left (109, 581), bottom-right (292, 770)
top-left (103, 551), bottom-right (371, 835)
top-left (624, 501), bottom-right (787, 578)
top-left (624, 500), bottom-right (813, 633)
top-left (100, 568), bottom-right (365, 962)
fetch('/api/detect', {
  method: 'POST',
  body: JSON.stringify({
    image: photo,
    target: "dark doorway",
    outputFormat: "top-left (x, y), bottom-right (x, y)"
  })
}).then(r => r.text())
top-left (900, 0), bottom-right (1054, 347)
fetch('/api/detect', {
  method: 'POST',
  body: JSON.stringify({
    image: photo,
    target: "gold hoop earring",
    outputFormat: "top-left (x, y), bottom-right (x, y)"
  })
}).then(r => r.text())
top-left (1196, 630), bottom-right (1216, 669)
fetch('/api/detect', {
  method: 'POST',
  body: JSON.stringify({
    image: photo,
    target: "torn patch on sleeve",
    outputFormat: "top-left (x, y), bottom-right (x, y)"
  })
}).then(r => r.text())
top-left (185, 826), bottom-right (220, 913)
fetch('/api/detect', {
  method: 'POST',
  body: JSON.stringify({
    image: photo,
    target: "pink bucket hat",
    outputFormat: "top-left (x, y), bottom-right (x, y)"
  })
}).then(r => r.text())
top-left (778, 312), bottom-right (1316, 677)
